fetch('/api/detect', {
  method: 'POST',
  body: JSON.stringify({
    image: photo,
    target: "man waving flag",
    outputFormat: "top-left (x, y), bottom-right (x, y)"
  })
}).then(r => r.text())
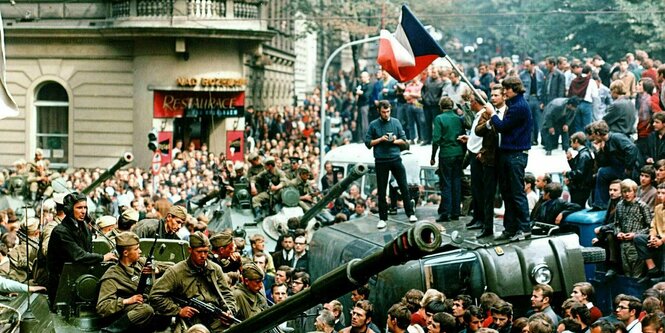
top-left (377, 5), bottom-right (446, 83)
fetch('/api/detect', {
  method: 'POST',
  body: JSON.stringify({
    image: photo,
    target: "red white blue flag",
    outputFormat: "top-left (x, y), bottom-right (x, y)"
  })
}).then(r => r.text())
top-left (377, 5), bottom-right (446, 83)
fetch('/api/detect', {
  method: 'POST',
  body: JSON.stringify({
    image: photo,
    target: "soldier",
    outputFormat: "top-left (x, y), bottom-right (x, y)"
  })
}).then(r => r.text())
top-left (288, 165), bottom-right (317, 211)
top-left (133, 205), bottom-right (186, 240)
top-left (27, 159), bottom-right (54, 202)
top-left (285, 157), bottom-right (301, 180)
top-left (34, 192), bottom-right (66, 286)
top-left (47, 192), bottom-right (117, 307)
top-left (97, 215), bottom-right (118, 236)
top-left (0, 244), bottom-right (10, 277)
top-left (150, 232), bottom-right (237, 333)
top-left (249, 234), bottom-right (275, 276)
top-left (7, 217), bottom-right (39, 283)
top-left (210, 231), bottom-right (242, 274)
top-left (232, 262), bottom-right (269, 321)
top-left (96, 232), bottom-right (156, 332)
top-left (247, 152), bottom-right (264, 179)
top-left (250, 157), bottom-right (288, 221)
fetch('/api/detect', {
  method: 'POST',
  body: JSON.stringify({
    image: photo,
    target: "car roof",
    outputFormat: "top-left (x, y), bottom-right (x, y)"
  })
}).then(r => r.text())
top-left (323, 143), bottom-right (436, 168)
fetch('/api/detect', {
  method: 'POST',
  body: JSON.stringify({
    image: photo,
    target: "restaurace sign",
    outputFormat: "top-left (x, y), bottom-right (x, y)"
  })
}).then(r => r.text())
top-left (153, 90), bottom-right (245, 118)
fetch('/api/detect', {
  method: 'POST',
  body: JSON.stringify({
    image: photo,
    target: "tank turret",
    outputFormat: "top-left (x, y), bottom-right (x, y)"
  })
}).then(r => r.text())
top-left (225, 221), bottom-right (442, 333)
top-left (81, 152), bottom-right (133, 195)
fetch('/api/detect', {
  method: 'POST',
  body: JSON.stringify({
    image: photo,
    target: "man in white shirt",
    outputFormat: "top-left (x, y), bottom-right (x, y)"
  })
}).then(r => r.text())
top-left (615, 294), bottom-right (643, 333)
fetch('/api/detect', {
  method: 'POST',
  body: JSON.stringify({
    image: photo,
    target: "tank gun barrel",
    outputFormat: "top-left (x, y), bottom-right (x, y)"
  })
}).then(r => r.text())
top-left (81, 153), bottom-right (134, 195)
top-left (225, 221), bottom-right (442, 333)
top-left (300, 164), bottom-right (367, 227)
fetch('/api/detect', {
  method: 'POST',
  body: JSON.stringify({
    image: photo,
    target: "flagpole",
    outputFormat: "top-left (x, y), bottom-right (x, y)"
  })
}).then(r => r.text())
top-left (319, 35), bottom-right (381, 180)
top-left (443, 55), bottom-right (488, 105)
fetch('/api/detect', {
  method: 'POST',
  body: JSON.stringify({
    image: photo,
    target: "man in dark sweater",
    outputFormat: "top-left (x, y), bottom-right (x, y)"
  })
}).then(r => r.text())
top-left (365, 100), bottom-right (417, 229)
top-left (485, 76), bottom-right (533, 241)
top-left (590, 120), bottom-right (640, 210)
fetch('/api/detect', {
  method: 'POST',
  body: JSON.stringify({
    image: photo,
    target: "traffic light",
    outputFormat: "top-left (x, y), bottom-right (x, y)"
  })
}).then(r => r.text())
top-left (148, 128), bottom-right (158, 151)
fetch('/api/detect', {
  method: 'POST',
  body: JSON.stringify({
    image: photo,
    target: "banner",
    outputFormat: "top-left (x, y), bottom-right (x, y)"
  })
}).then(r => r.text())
top-left (153, 90), bottom-right (245, 119)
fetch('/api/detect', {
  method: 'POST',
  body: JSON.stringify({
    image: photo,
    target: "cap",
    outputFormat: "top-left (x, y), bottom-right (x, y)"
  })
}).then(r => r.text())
top-left (53, 192), bottom-right (67, 205)
top-left (169, 205), bottom-right (187, 220)
top-left (248, 152), bottom-right (259, 161)
top-left (210, 231), bottom-right (233, 248)
top-left (234, 161), bottom-right (245, 171)
top-left (22, 217), bottom-right (39, 233)
top-left (35, 148), bottom-right (43, 156)
top-left (242, 262), bottom-right (265, 280)
top-left (263, 156), bottom-right (275, 166)
top-left (115, 231), bottom-right (140, 247)
top-left (121, 208), bottom-right (139, 223)
top-left (96, 215), bottom-right (117, 228)
top-left (189, 231), bottom-right (210, 248)
top-left (298, 164), bottom-right (311, 174)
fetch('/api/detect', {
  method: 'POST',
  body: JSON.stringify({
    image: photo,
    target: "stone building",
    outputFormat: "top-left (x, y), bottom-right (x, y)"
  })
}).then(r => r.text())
top-left (0, 0), bottom-right (294, 168)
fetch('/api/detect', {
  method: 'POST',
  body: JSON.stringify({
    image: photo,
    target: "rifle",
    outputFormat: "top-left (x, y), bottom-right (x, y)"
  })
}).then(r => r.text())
top-left (136, 234), bottom-right (158, 295)
top-left (172, 295), bottom-right (240, 327)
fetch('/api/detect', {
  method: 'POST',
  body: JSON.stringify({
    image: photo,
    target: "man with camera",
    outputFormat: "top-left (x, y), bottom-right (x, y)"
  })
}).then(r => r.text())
top-left (365, 100), bottom-right (417, 229)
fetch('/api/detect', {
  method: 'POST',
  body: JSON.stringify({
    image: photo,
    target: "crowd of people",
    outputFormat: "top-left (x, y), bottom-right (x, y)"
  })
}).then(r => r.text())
top-left (0, 46), bottom-right (663, 332)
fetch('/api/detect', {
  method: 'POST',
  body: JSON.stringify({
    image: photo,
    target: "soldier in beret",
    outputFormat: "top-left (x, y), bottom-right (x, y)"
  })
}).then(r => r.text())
top-left (133, 205), bottom-right (186, 240)
top-left (210, 231), bottom-right (242, 274)
top-left (232, 262), bottom-right (269, 321)
top-left (97, 232), bottom-right (164, 332)
top-left (250, 157), bottom-right (288, 221)
top-left (150, 232), bottom-right (237, 333)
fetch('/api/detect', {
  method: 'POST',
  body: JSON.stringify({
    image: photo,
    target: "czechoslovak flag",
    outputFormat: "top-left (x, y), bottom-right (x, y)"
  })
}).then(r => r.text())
top-left (377, 5), bottom-right (446, 83)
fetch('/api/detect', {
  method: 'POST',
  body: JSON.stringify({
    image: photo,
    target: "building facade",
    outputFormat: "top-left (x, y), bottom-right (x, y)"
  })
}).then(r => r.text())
top-left (0, 0), bottom-right (294, 168)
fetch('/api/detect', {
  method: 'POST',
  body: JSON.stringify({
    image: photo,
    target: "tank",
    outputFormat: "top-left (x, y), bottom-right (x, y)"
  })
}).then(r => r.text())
top-left (81, 152), bottom-right (134, 195)
top-left (207, 164), bottom-right (367, 251)
top-left (225, 220), bottom-right (442, 333)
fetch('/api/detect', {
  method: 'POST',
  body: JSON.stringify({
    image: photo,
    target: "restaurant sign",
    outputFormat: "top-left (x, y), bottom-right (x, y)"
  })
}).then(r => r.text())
top-left (153, 90), bottom-right (245, 119)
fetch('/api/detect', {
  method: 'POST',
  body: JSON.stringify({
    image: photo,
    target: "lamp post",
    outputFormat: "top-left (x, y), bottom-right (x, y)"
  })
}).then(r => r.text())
top-left (318, 35), bottom-right (380, 177)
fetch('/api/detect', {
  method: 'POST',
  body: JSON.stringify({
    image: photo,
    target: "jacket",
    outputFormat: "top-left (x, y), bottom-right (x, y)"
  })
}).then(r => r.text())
top-left (132, 218), bottom-right (181, 240)
top-left (533, 199), bottom-right (582, 225)
top-left (543, 68), bottom-right (566, 105)
top-left (520, 68), bottom-right (545, 101)
top-left (566, 146), bottom-right (594, 190)
top-left (542, 98), bottom-right (575, 130)
top-left (475, 110), bottom-right (499, 167)
top-left (603, 97), bottom-right (637, 136)
top-left (491, 93), bottom-right (533, 151)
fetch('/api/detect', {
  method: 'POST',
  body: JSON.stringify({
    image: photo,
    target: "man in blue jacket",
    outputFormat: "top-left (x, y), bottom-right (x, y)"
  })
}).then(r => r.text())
top-left (365, 100), bottom-right (418, 229)
top-left (485, 76), bottom-right (533, 241)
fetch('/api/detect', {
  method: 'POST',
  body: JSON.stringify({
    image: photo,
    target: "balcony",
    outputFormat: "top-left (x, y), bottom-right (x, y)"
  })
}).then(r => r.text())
top-left (1, 0), bottom-right (271, 40)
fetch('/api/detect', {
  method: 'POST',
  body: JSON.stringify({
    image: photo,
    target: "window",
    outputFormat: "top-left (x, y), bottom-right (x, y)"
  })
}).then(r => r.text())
top-left (35, 82), bottom-right (69, 166)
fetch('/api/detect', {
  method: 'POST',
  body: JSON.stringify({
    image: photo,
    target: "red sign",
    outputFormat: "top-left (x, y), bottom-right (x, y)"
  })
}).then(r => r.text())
top-left (153, 90), bottom-right (245, 119)
top-left (157, 131), bottom-right (172, 165)
top-left (151, 152), bottom-right (162, 175)
top-left (226, 130), bottom-right (244, 163)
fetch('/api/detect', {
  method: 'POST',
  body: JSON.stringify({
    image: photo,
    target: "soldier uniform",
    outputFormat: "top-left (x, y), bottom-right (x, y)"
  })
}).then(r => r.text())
top-left (287, 165), bottom-right (316, 211)
top-left (97, 232), bottom-right (155, 331)
top-left (133, 206), bottom-right (186, 240)
top-left (210, 231), bottom-right (241, 274)
top-left (40, 193), bottom-right (66, 257)
top-left (251, 157), bottom-right (288, 218)
top-left (247, 153), bottom-right (264, 179)
top-left (232, 263), bottom-right (268, 321)
top-left (7, 218), bottom-right (39, 283)
top-left (150, 232), bottom-right (237, 333)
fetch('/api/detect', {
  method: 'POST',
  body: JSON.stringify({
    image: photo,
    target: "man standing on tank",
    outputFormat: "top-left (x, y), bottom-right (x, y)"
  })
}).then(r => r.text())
top-left (47, 192), bottom-right (117, 309)
top-left (365, 100), bottom-right (418, 229)
top-left (485, 76), bottom-right (533, 241)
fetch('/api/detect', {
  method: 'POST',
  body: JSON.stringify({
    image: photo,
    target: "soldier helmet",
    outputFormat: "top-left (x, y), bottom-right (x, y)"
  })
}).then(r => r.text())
top-left (189, 231), bottom-right (210, 249)
top-left (263, 156), bottom-right (276, 166)
top-left (168, 205), bottom-right (187, 220)
top-left (115, 231), bottom-right (140, 247)
top-left (121, 207), bottom-right (139, 223)
top-left (96, 215), bottom-right (117, 228)
top-left (298, 164), bottom-right (311, 174)
top-left (241, 262), bottom-right (265, 281)
top-left (248, 152), bottom-right (259, 161)
top-left (21, 217), bottom-right (39, 233)
top-left (234, 161), bottom-right (245, 171)
top-left (210, 231), bottom-right (234, 249)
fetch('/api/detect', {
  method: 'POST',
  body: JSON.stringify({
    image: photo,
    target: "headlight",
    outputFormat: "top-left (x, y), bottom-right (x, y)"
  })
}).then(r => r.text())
top-left (531, 264), bottom-right (552, 284)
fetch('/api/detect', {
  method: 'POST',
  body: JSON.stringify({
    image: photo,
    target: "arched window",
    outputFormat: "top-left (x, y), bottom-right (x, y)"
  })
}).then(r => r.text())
top-left (35, 82), bottom-right (69, 166)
